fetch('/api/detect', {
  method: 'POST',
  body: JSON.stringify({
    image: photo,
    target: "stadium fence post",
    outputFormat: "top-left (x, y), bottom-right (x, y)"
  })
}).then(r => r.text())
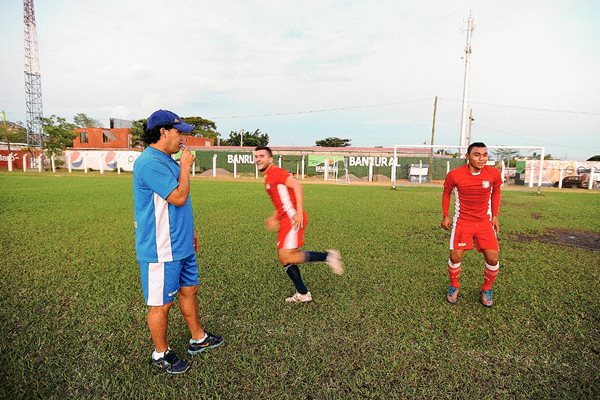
top-left (38, 155), bottom-right (42, 172)
top-left (23, 154), bottom-right (27, 172)
top-left (558, 168), bottom-right (563, 189)
top-left (8, 153), bottom-right (12, 172)
top-left (301, 156), bottom-right (305, 179)
top-left (368, 157), bottom-right (373, 182)
top-left (84, 153), bottom-right (88, 173)
top-left (589, 167), bottom-right (595, 190)
top-left (99, 153), bottom-right (104, 174)
top-left (528, 165), bottom-right (534, 188)
top-left (212, 154), bottom-right (217, 178)
top-left (68, 152), bottom-right (72, 173)
top-left (233, 157), bottom-right (237, 179)
top-left (51, 155), bottom-right (55, 173)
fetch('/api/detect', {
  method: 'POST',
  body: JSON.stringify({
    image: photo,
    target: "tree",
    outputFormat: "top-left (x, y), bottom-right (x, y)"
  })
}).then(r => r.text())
top-left (0, 120), bottom-right (27, 153)
top-left (222, 129), bottom-right (269, 147)
top-left (493, 148), bottom-right (520, 166)
top-left (73, 113), bottom-right (101, 128)
top-left (41, 115), bottom-right (76, 157)
top-left (182, 116), bottom-right (219, 140)
top-left (530, 151), bottom-right (554, 160)
top-left (129, 119), bottom-right (145, 148)
top-left (315, 137), bottom-right (351, 147)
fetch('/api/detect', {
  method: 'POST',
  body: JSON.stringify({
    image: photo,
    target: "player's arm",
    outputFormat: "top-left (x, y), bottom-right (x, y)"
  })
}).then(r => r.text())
top-left (166, 148), bottom-right (196, 206)
top-left (491, 172), bottom-right (502, 233)
top-left (441, 173), bottom-right (454, 230)
top-left (265, 210), bottom-right (279, 231)
top-left (285, 175), bottom-right (304, 229)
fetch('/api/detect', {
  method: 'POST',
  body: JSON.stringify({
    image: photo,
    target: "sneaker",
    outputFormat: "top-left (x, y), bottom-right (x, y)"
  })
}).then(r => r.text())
top-left (481, 289), bottom-right (494, 307)
top-left (187, 332), bottom-right (224, 355)
top-left (151, 349), bottom-right (190, 374)
top-left (326, 250), bottom-right (344, 275)
top-left (446, 286), bottom-right (459, 304)
top-left (285, 291), bottom-right (313, 303)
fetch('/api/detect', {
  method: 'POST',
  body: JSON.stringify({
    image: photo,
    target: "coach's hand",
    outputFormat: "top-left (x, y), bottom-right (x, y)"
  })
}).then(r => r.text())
top-left (492, 216), bottom-right (500, 233)
top-left (180, 148), bottom-right (196, 171)
top-left (441, 216), bottom-right (451, 230)
top-left (193, 229), bottom-right (199, 252)
top-left (266, 216), bottom-right (279, 231)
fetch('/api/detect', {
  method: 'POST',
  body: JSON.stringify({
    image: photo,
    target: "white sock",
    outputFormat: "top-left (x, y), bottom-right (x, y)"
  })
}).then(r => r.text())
top-left (152, 346), bottom-right (170, 360)
top-left (190, 333), bottom-right (208, 344)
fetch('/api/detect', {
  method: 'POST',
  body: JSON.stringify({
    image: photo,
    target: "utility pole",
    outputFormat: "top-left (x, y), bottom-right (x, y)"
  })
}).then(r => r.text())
top-left (467, 109), bottom-right (474, 145)
top-left (459, 11), bottom-right (475, 152)
top-left (24, 0), bottom-right (44, 147)
top-left (428, 96), bottom-right (438, 182)
top-left (1, 111), bottom-right (10, 154)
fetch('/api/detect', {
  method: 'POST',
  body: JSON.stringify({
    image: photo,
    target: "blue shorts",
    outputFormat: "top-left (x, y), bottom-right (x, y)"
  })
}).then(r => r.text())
top-left (138, 253), bottom-right (199, 306)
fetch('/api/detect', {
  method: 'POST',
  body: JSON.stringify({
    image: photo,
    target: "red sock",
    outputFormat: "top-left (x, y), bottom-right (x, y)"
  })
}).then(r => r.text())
top-left (447, 260), bottom-right (461, 288)
top-left (482, 263), bottom-right (499, 291)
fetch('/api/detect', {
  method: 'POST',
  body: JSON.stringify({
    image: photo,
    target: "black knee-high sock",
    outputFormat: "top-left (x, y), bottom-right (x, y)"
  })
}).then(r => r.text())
top-left (285, 264), bottom-right (308, 294)
top-left (304, 251), bottom-right (328, 262)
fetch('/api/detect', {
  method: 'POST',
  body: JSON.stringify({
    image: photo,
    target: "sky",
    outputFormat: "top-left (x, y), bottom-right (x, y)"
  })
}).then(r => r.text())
top-left (1, 0), bottom-right (599, 159)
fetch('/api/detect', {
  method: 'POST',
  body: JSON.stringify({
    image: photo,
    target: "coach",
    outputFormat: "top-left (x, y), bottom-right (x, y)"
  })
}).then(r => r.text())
top-left (133, 109), bottom-right (223, 374)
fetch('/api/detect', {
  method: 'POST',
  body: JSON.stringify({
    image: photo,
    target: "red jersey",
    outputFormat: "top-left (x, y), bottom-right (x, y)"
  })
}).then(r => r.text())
top-left (264, 165), bottom-right (297, 220)
top-left (442, 164), bottom-right (501, 222)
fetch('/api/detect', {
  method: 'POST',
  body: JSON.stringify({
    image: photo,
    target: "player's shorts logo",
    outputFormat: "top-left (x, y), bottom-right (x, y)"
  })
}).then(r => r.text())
top-left (458, 242), bottom-right (467, 247)
top-left (482, 180), bottom-right (490, 188)
top-left (168, 289), bottom-right (178, 297)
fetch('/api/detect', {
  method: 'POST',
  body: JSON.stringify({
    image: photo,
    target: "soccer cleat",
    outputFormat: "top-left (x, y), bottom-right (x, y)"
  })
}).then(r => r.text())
top-left (151, 349), bottom-right (190, 374)
top-left (446, 286), bottom-right (459, 304)
top-left (285, 291), bottom-right (313, 303)
top-left (187, 332), bottom-right (224, 355)
top-left (481, 289), bottom-right (494, 307)
top-left (326, 250), bottom-right (344, 275)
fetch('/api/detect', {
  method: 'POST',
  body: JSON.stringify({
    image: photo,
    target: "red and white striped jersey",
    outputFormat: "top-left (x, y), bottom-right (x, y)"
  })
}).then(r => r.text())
top-left (264, 165), bottom-right (297, 220)
top-left (442, 164), bottom-right (502, 222)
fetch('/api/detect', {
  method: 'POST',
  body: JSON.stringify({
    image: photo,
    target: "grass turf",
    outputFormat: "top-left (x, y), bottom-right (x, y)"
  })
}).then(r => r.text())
top-left (0, 172), bottom-right (598, 399)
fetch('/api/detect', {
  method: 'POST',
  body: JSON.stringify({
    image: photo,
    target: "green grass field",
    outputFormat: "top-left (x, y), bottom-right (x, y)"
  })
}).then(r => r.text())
top-left (1, 172), bottom-right (599, 399)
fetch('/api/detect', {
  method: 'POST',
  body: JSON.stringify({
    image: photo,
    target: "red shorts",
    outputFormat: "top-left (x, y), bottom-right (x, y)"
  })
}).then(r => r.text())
top-left (277, 213), bottom-right (308, 249)
top-left (449, 220), bottom-right (498, 252)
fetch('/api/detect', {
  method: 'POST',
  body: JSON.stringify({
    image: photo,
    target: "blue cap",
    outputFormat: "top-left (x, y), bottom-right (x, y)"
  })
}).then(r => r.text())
top-left (147, 109), bottom-right (194, 133)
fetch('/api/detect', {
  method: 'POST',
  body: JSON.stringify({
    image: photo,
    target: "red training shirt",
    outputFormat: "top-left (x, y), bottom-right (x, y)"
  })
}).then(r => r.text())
top-left (264, 165), bottom-right (297, 220)
top-left (442, 164), bottom-right (502, 222)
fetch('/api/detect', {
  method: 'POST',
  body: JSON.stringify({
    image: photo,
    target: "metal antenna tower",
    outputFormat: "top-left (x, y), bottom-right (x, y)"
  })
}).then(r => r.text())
top-left (24, 0), bottom-right (44, 147)
top-left (459, 11), bottom-right (475, 150)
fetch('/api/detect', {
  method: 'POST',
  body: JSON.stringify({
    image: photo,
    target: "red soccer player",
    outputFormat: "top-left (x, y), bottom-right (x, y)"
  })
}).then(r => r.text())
top-left (441, 142), bottom-right (502, 307)
top-left (254, 146), bottom-right (343, 303)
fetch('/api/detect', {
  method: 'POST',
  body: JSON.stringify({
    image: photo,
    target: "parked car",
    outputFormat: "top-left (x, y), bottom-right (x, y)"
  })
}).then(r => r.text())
top-left (553, 175), bottom-right (586, 188)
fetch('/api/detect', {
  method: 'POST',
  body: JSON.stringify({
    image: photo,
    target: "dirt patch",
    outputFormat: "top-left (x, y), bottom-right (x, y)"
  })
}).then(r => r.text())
top-left (516, 228), bottom-right (600, 251)
top-left (530, 212), bottom-right (543, 220)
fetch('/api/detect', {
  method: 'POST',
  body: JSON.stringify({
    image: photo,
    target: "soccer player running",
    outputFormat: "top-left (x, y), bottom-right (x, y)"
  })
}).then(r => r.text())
top-left (133, 109), bottom-right (223, 374)
top-left (441, 142), bottom-right (502, 307)
top-left (254, 146), bottom-right (344, 303)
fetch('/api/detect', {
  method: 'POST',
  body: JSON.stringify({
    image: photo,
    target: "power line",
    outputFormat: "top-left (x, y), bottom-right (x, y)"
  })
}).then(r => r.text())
top-left (477, 123), bottom-right (599, 152)
top-left (212, 98), bottom-right (431, 119)
top-left (440, 97), bottom-right (600, 116)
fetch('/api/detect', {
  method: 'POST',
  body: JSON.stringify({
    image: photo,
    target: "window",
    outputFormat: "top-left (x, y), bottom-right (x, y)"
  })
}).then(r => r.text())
top-left (80, 132), bottom-right (88, 144)
top-left (102, 131), bottom-right (110, 143)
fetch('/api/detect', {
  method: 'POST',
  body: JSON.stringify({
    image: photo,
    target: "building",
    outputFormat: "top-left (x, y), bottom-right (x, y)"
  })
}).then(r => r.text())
top-left (71, 127), bottom-right (214, 149)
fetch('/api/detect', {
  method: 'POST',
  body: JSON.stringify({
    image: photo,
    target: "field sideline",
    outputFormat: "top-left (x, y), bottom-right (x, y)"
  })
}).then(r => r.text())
top-left (0, 172), bottom-right (598, 399)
